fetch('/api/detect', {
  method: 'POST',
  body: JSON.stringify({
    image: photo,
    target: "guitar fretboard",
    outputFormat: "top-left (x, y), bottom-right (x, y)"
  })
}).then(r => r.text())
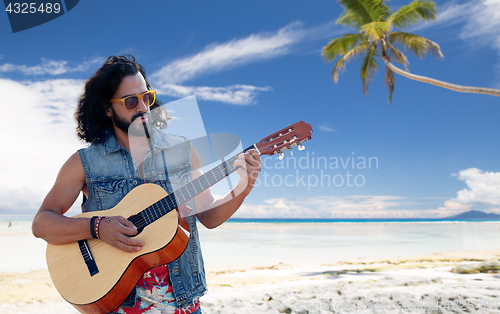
top-left (139, 145), bottom-right (255, 226)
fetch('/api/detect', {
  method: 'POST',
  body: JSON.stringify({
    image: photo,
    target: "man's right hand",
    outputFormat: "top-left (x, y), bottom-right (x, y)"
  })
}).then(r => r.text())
top-left (98, 216), bottom-right (144, 253)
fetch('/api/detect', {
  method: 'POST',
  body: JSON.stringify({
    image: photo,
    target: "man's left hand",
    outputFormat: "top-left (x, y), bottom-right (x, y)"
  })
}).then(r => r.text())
top-left (233, 149), bottom-right (261, 196)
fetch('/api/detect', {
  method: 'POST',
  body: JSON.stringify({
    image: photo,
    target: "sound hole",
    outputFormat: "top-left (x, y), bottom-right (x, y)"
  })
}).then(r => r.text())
top-left (127, 214), bottom-right (146, 237)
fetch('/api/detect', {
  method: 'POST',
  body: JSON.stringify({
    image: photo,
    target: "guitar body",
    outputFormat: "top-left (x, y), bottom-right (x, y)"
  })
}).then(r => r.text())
top-left (45, 121), bottom-right (313, 314)
top-left (46, 183), bottom-right (189, 314)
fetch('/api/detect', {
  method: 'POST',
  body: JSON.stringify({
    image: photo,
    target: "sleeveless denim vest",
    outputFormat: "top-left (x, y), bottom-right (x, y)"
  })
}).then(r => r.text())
top-left (77, 130), bottom-right (207, 308)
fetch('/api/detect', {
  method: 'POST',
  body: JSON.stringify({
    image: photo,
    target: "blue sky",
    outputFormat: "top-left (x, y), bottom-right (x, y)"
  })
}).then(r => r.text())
top-left (0, 0), bottom-right (499, 218)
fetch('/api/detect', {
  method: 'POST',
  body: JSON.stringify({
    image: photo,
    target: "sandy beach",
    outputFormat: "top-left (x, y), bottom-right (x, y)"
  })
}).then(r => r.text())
top-left (1, 220), bottom-right (500, 313)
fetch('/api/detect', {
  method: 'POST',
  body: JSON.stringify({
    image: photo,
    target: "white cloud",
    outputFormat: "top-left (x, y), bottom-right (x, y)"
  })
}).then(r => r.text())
top-left (445, 168), bottom-right (500, 208)
top-left (440, 168), bottom-right (500, 212)
top-left (234, 195), bottom-right (448, 219)
top-left (150, 22), bottom-right (303, 105)
top-left (158, 84), bottom-right (272, 105)
top-left (151, 20), bottom-right (339, 104)
top-left (0, 78), bottom-right (86, 215)
top-left (318, 125), bottom-right (336, 132)
top-left (435, 2), bottom-right (471, 25)
top-left (459, 0), bottom-right (500, 50)
top-left (151, 22), bottom-right (304, 86)
top-left (458, 0), bottom-right (500, 84)
top-left (0, 57), bottom-right (104, 76)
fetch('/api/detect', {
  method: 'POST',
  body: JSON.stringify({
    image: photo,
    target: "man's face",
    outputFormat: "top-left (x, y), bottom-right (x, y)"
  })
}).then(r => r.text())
top-left (107, 72), bottom-right (152, 137)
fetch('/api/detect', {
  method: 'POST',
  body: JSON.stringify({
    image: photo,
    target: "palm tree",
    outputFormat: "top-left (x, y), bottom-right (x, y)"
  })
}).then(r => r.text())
top-left (322, 0), bottom-right (500, 103)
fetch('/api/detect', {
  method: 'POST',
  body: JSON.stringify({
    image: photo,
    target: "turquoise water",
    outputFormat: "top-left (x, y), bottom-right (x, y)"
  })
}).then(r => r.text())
top-left (199, 220), bottom-right (500, 267)
top-left (2, 216), bottom-right (500, 271)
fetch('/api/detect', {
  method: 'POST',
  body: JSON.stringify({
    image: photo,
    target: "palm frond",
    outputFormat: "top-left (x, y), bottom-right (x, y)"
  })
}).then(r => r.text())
top-left (338, 0), bottom-right (390, 25)
top-left (377, 0), bottom-right (393, 21)
top-left (388, 0), bottom-right (437, 30)
top-left (331, 41), bottom-right (370, 82)
top-left (384, 65), bottom-right (395, 103)
top-left (322, 33), bottom-right (365, 62)
top-left (389, 32), bottom-right (443, 59)
top-left (336, 12), bottom-right (360, 29)
top-left (386, 41), bottom-right (409, 71)
top-left (360, 21), bottom-right (390, 41)
top-left (360, 45), bottom-right (379, 95)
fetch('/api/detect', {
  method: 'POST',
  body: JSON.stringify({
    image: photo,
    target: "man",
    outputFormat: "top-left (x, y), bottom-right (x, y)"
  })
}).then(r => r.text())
top-left (32, 55), bottom-right (261, 313)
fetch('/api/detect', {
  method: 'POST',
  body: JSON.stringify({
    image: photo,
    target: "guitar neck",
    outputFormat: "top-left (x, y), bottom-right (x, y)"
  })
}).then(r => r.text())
top-left (138, 144), bottom-right (259, 226)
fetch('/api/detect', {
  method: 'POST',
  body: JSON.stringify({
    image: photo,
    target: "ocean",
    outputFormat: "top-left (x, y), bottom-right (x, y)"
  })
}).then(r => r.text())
top-left (201, 218), bottom-right (500, 267)
top-left (2, 216), bottom-right (500, 272)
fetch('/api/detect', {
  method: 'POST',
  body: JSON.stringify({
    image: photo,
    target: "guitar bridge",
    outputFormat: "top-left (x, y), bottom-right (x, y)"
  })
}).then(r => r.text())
top-left (78, 240), bottom-right (99, 277)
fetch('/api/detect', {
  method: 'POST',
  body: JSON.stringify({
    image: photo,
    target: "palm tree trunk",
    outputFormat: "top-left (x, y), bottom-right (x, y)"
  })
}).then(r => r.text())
top-left (382, 56), bottom-right (500, 97)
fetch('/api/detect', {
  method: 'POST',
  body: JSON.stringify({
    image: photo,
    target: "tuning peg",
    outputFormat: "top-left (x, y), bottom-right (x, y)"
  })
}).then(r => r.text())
top-left (279, 150), bottom-right (284, 160)
top-left (289, 147), bottom-right (293, 156)
top-left (298, 144), bottom-right (305, 151)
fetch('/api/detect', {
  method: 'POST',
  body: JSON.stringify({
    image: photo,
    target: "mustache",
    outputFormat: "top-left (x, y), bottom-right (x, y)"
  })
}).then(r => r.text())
top-left (132, 112), bottom-right (149, 122)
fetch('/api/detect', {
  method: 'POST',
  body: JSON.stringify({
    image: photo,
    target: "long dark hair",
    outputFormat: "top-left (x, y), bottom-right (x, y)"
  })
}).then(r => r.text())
top-left (75, 55), bottom-right (168, 143)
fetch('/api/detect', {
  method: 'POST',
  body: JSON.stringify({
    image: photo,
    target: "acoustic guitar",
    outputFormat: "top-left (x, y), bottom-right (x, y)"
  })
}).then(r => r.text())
top-left (46, 121), bottom-right (313, 314)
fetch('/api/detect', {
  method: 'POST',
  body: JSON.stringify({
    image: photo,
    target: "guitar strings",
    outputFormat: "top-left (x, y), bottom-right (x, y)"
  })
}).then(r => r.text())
top-left (86, 153), bottom-right (240, 250)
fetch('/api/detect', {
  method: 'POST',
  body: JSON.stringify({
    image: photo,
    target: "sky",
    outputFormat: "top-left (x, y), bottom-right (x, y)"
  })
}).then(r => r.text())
top-left (0, 0), bottom-right (499, 218)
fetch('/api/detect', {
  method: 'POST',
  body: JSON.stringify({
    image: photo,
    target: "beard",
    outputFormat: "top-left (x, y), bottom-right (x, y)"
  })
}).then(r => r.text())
top-left (111, 107), bottom-right (155, 138)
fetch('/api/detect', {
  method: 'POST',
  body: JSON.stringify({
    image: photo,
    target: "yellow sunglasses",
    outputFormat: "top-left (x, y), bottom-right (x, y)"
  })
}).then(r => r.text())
top-left (110, 90), bottom-right (157, 111)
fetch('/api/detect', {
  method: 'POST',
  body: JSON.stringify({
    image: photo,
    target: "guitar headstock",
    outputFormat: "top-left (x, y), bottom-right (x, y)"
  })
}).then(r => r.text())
top-left (255, 121), bottom-right (313, 159)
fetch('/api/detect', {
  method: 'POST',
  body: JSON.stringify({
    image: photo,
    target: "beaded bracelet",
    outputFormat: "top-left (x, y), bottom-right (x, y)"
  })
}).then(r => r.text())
top-left (90, 216), bottom-right (98, 239)
top-left (95, 216), bottom-right (110, 240)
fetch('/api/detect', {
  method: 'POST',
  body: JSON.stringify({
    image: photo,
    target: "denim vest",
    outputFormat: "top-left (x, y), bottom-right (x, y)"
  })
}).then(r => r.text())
top-left (77, 130), bottom-right (207, 308)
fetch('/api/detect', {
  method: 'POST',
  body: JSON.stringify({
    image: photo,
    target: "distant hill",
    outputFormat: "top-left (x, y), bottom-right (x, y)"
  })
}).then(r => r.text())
top-left (445, 210), bottom-right (500, 220)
